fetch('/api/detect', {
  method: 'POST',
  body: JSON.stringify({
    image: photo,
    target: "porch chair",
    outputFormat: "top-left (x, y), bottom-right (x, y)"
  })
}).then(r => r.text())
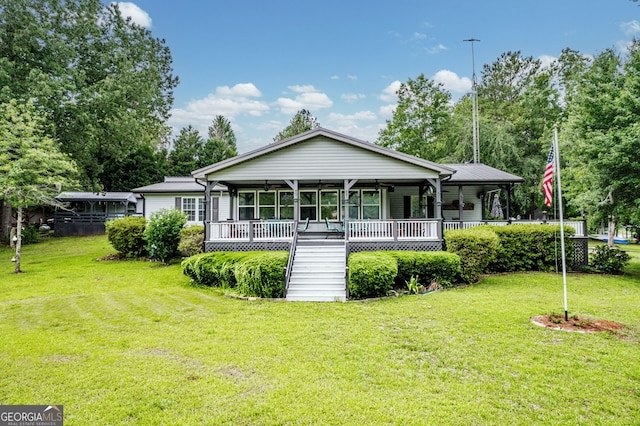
top-left (297, 217), bottom-right (309, 232)
top-left (325, 217), bottom-right (344, 233)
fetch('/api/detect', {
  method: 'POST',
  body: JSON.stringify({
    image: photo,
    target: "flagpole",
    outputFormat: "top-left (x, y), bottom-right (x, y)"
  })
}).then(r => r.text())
top-left (553, 127), bottom-right (569, 321)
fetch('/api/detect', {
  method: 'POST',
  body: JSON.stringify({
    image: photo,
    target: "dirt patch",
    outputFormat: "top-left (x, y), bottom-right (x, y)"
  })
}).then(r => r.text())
top-left (531, 314), bottom-right (625, 334)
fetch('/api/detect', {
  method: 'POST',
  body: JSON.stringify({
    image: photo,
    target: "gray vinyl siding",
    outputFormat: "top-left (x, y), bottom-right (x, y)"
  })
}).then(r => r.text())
top-left (442, 185), bottom-right (483, 221)
top-left (206, 136), bottom-right (441, 181)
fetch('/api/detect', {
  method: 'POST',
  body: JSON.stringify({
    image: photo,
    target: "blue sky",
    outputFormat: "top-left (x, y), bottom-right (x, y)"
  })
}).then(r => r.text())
top-left (113, 0), bottom-right (639, 153)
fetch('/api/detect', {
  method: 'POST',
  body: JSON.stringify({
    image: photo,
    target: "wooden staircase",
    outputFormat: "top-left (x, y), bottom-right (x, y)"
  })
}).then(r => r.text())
top-left (286, 240), bottom-right (347, 302)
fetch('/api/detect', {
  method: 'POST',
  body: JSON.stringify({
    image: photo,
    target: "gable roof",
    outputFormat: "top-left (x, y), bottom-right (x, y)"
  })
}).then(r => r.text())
top-left (443, 164), bottom-right (524, 184)
top-left (132, 177), bottom-right (227, 193)
top-left (192, 127), bottom-right (455, 180)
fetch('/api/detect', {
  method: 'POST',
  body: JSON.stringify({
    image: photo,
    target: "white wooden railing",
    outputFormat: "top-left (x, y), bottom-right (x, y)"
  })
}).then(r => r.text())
top-left (209, 220), bottom-right (295, 241)
top-left (347, 219), bottom-right (440, 241)
top-left (443, 220), bottom-right (586, 236)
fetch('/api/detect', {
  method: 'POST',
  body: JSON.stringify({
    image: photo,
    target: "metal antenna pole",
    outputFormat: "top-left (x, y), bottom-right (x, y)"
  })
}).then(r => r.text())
top-left (464, 38), bottom-right (480, 164)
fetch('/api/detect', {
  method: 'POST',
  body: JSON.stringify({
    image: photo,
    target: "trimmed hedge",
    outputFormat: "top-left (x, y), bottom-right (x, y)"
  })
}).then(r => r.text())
top-left (235, 252), bottom-right (289, 298)
top-left (445, 227), bottom-right (500, 283)
top-left (178, 225), bottom-right (204, 257)
top-left (182, 251), bottom-right (288, 298)
top-left (487, 224), bottom-right (576, 273)
top-left (181, 251), bottom-right (263, 287)
top-left (384, 251), bottom-right (461, 288)
top-left (348, 252), bottom-right (397, 299)
top-left (105, 216), bottom-right (147, 258)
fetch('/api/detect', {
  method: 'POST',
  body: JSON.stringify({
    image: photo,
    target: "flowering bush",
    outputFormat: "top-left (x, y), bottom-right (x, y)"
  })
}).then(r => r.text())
top-left (590, 245), bottom-right (631, 275)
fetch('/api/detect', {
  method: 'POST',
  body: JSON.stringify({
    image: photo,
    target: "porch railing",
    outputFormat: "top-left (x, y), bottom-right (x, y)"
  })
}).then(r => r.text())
top-left (443, 220), bottom-right (586, 237)
top-left (347, 219), bottom-right (441, 241)
top-left (209, 220), bottom-right (295, 242)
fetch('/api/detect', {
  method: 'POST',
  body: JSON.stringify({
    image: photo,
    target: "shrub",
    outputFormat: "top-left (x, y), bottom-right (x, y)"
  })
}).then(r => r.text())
top-left (488, 224), bottom-right (575, 273)
top-left (385, 250), bottom-right (461, 288)
top-left (178, 225), bottom-right (204, 257)
top-left (182, 251), bottom-right (261, 287)
top-left (104, 216), bottom-right (147, 258)
top-left (590, 245), bottom-right (631, 274)
top-left (144, 209), bottom-right (188, 263)
top-left (445, 227), bottom-right (500, 283)
top-left (20, 224), bottom-right (41, 245)
top-left (235, 252), bottom-right (288, 298)
top-left (348, 252), bottom-right (397, 299)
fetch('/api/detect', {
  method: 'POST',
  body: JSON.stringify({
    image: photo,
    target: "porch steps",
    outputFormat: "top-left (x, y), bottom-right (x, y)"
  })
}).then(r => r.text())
top-left (286, 240), bottom-right (347, 302)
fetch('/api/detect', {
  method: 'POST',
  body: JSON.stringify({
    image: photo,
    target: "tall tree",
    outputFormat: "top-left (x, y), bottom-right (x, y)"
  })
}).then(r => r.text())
top-left (201, 115), bottom-right (238, 167)
top-left (376, 74), bottom-right (452, 160)
top-left (273, 109), bottom-right (320, 142)
top-left (0, 100), bottom-right (78, 273)
top-left (0, 0), bottom-right (178, 190)
top-left (563, 45), bottom-right (640, 245)
top-left (168, 126), bottom-right (205, 176)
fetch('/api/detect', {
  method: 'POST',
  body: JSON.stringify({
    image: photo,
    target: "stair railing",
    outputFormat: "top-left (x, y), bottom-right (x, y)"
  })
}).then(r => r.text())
top-left (344, 241), bottom-right (350, 300)
top-left (283, 222), bottom-right (299, 298)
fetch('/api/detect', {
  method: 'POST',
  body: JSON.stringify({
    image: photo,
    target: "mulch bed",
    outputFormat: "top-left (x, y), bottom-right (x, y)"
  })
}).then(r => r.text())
top-left (531, 314), bottom-right (625, 334)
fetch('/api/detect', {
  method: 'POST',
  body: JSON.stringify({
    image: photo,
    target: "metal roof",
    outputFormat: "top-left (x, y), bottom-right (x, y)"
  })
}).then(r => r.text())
top-left (442, 164), bottom-right (524, 184)
top-left (56, 192), bottom-right (139, 203)
top-left (192, 127), bottom-right (456, 179)
top-left (132, 177), bottom-right (227, 193)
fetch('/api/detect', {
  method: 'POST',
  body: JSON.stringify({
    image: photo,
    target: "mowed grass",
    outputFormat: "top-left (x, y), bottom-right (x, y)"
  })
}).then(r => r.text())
top-left (1, 236), bottom-right (639, 425)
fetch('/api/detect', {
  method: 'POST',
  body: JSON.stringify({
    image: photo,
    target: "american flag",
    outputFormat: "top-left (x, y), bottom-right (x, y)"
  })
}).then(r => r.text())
top-left (542, 144), bottom-right (554, 206)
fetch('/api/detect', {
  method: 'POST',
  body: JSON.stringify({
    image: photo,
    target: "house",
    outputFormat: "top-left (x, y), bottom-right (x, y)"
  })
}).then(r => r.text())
top-left (54, 192), bottom-right (140, 237)
top-left (190, 127), bottom-right (578, 301)
top-left (132, 176), bottom-right (228, 227)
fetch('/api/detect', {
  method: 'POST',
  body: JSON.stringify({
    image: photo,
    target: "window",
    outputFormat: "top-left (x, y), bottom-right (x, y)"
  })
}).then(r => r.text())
top-left (182, 198), bottom-right (197, 221)
top-left (258, 191), bottom-right (276, 220)
top-left (340, 190), bottom-right (360, 220)
top-left (279, 191), bottom-right (294, 219)
top-left (320, 191), bottom-right (339, 220)
top-left (238, 192), bottom-right (255, 220)
top-left (362, 190), bottom-right (380, 219)
top-left (299, 191), bottom-right (317, 221)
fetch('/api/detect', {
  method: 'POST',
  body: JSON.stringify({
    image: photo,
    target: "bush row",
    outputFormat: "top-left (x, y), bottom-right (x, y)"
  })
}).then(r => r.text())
top-left (106, 211), bottom-right (203, 262)
top-left (182, 251), bottom-right (288, 298)
top-left (444, 224), bottom-right (577, 283)
top-left (347, 251), bottom-right (461, 299)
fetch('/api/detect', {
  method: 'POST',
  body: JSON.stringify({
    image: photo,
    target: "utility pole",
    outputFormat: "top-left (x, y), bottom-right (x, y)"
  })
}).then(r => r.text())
top-left (464, 38), bottom-right (480, 164)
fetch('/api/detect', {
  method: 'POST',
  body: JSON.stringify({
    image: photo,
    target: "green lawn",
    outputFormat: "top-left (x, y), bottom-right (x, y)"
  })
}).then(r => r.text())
top-left (1, 236), bottom-right (639, 425)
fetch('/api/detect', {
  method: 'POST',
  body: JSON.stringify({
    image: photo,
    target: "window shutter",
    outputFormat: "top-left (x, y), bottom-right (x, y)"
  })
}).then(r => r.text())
top-left (211, 197), bottom-right (219, 222)
top-left (175, 197), bottom-right (182, 210)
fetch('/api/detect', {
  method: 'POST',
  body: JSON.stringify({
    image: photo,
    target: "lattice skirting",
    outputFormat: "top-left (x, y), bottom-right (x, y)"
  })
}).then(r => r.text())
top-left (348, 240), bottom-right (444, 253)
top-left (571, 237), bottom-right (589, 270)
top-left (204, 241), bottom-right (291, 252)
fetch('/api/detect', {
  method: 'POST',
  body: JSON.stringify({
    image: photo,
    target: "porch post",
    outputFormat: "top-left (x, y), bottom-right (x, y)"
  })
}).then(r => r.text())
top-left (203, 181), bottom-right (216, 241)
top-left (505, 184), bottom-right (512, 221)
top-left (343, 179), bottom-right (357, 241)
top-left (285, 180), bottom-right (299, 222)
top-left (228, 186), bottom-right (236, 220)
top-left (427, 177), bottom-right (443, 240)
top-left (458, 185), bottom-right (464, 223)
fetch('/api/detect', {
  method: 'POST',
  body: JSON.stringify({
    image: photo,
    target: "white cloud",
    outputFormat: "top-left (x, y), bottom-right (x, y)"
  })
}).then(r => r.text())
top-left (288, 84), bottom-right (317, 93)
top-left (168, 83), bottom-right (269, 136)
top-left (432, 70), bottom-right (471, 93)
top-left (347, 75), bottom-right (358, 81)
top-left (112, 2), bottom-right (152, 28)
top-left (538, 55), bottom-right (557, 69)
top-left (341, 93), bottom-right (366, 103)
top-left (327, 111), bottom-right (377, 126)
top-left (411, 32), bottom-right (427, 41)
top-left (379, 80), bottom-right (401, 102)
top-left (379, 104), bottom-right (396, 119)
top-left (330, 75), bottom-right (340, 80)
top-left (621, 20), bottom-right (640, 36)
top-left (275, 87), bottom-right (333, 115)
top-left (424, 43), bottom-right (447, 54)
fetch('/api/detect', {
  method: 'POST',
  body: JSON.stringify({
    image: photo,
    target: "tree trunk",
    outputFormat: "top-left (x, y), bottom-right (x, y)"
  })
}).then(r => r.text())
top-left (14, 206), bottom-right (22, 273)
top-left (0, 199), bottom-right (12, 242)
top-left (607, 216), bottom-right (616, 248)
